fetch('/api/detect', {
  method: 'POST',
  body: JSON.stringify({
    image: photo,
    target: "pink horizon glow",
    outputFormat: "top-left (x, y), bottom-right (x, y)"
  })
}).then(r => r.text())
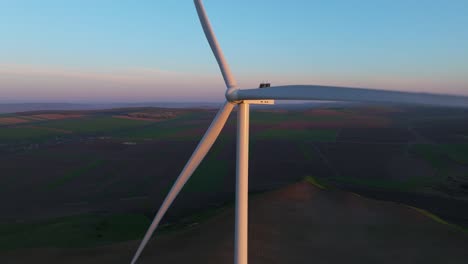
top-left (1, 63), bottom-right (467, 103)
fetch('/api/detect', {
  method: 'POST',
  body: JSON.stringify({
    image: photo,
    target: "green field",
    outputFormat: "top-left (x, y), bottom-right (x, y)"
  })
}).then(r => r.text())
top-left (250, 111), bottom-right (344, 125)
top-left (1, 106), bottom-right (467, 254)
top-left (439, 144), bottom-right (468, 165)
top-left (0, 214), bottom-right (150, 250)
top-left (118, 123), bottom-right (199, 140)
top-left (183, 139), bottom-right (229, 193)
top-left (411, 144), bottom-right (468, 191)
top-left (253, 129), bottom-right (337, 142)
top-left (1, 111), bottom-right (343, 143)
top-left (0, 116), bottom-right (152, 143)
top-left (36, 117), bottom-right (151, 134)
top-left (327, 176), bottom-right (437, 192)
top-left (0, 115), bottom-right (203, 143)
top-left (46, 159), bottom-right (104, 190)
top-left (0, 127), bottom-right (64, 142)
top-left (413, 143), bottom-right (468, 168)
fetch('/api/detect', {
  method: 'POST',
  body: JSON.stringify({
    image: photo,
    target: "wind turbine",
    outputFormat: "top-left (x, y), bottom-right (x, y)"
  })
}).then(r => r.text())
top-left (131, 1), bottom-right (468, 263)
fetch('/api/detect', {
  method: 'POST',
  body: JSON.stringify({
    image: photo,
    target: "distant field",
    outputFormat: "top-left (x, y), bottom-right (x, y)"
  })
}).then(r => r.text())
top-left (0, 117), bottom-right (151, 143)
top-left (46, 159), bottom-right (104, 190)
top-left (0, 214), bottom-right (150, 250)
top-left (35, 116), bottom-right (151, 134)
top-left (326, 176), bottom-right (437, 192)
top-left (184, 140), bottom-right (229, 193)
top-left (250, 111), bottom-right (344, 124)
top-left (439, 144), bottom-right (468, 165)
top-left (0, 108), bottom-right (390, 144)
top-left (1, 105), bottom-right (468, 254)
top-left (0, 126), bottom-right (65, 142)
top-left (412, 144), bottom-right (468, 176)
top-left (118, 123), bottom-right (198, 140)
top-left (0, 117), bottom-right (29, 125)
top-left (0, 117), bottom-right (196, 144)
top-left (253, 129), bottom-right (337, 142)
top-left (0, 109), bottom-right (198, 143)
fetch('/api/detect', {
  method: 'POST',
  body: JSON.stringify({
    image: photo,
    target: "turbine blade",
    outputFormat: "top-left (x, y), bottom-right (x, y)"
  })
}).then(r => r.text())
top-left (194, 0), bottom-right (238, 89)
top-left (231, 85), bottom-right (468, 108)
top-left (130, 102), bottom-right (235, 264)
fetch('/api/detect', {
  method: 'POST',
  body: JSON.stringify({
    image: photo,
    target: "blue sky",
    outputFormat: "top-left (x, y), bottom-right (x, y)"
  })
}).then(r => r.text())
top-left (1, 0), bottom-right (467, 102)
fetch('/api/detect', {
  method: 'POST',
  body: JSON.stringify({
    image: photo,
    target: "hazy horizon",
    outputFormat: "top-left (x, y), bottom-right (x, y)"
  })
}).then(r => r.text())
top-left (1, 0), bottom-right (467, 102)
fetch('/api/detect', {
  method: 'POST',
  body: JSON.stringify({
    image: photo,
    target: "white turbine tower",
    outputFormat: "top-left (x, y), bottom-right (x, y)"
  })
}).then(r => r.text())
top-left (131, 1), bottom-right (468, 263)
